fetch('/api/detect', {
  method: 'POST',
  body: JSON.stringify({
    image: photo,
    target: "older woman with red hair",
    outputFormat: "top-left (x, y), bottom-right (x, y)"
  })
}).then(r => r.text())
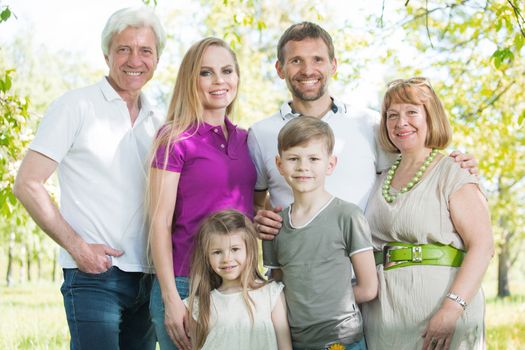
top-left (363, 77), bottom-right (494, 350)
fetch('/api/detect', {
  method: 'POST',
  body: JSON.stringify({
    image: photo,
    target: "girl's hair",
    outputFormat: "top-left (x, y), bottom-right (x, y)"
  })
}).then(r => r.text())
top-left (379, 77), bottom-right (452, 153)
top-left (187, 210), bottom-right (266, 349)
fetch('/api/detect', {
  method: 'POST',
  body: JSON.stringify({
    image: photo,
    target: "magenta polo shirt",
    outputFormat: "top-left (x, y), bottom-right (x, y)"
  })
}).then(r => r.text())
top-left (152, 117), bottom-right (256, 277)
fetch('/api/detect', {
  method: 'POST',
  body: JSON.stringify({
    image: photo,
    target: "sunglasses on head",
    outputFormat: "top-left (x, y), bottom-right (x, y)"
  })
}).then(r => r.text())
top-left (387, 77), bottom-right (433, 89)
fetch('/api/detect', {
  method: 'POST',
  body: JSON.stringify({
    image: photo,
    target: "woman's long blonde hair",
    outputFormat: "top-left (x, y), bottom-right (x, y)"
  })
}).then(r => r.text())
top-left (151, 36), bottom-right (240, 169)
top-left (187, 210), bottom-right (266, 349)
top-left (146, 38), bottom-right (240, 259)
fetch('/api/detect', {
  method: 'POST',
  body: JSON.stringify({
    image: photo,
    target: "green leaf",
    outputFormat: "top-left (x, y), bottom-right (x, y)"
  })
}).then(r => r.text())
top-left (257, 20), bottom-right (267, 31)
top-left (519, 110), bottom-right (525, 126)
top-left (496, 18), bottom-right (503, 32)
top-left (491, 47), bottom-right (514, 69)
top-left (504, 16), bottom-right (513, 32)
top-left (3, 75), bottom-right (12, 91)
top-left (0, 7), bottom-right (11, 22)
top-left (0, 69), bottom-right (14, 92)
top-left (492, 51), bottom-right (502, 68)
top-left (8, 192), bottom-right (17, 206)
top-left (514, 33), bottom-right (524, 51)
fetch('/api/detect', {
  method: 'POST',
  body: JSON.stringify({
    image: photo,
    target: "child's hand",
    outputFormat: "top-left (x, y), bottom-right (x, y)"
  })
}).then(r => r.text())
top-left (164, 299), bottom-right (192, 350)
top-left (254, 207), bottom-right (283, 240)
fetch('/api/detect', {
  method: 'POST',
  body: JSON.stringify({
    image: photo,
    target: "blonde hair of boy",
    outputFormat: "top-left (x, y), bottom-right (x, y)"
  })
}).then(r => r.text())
top-left (277, 116), bottom-right (335, 156)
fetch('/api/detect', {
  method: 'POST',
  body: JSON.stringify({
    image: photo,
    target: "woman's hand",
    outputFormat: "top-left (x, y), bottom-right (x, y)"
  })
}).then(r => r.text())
top-left (164, 298), bottom-right (192, 350)
top-left (421, 303), bottom-right (463, 350)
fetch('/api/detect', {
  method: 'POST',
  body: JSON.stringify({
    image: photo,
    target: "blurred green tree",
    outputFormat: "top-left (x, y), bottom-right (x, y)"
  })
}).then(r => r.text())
top-left (375, 0), bottom-right (524, 297)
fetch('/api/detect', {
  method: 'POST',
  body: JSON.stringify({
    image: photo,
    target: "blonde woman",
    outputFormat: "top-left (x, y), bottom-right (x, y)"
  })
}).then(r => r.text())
top-left (148, 38), bottom-right (256, 350)
top-left (363, 77), bottom-right (493, 350)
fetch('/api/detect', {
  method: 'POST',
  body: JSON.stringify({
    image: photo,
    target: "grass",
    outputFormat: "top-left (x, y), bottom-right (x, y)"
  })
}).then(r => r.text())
top-left (485, 294), bottom-right (525, 349)
top-left (1, 281), bottom-right (524, 349)
top-left (0, 282), bottom-right (69, 349)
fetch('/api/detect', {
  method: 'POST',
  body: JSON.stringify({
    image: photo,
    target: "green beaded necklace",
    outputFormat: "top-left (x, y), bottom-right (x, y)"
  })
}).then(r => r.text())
top-left (382, 148), bottom-right (438, 203)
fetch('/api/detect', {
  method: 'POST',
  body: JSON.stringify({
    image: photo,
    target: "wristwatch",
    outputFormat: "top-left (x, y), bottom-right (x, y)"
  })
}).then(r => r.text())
top-left (446, 292), bottom-right (467, 310)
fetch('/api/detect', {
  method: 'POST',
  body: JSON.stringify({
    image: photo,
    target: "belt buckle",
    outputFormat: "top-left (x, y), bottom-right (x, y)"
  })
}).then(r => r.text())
top-left (383, 244), bottom-right (404, 266)
top-left (384, 244), bottom-right (423, 266)
top-left (412, 246), bottom-right (423, 262)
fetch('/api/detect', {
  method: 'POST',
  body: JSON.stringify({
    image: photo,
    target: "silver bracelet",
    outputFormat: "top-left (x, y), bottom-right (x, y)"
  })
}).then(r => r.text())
top-left (446, 292), bottom-right (467, 310)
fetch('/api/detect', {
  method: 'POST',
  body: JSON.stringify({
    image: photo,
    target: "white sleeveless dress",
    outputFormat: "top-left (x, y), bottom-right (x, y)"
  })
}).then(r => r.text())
top-left (363, 156), bottom-right (485, 350)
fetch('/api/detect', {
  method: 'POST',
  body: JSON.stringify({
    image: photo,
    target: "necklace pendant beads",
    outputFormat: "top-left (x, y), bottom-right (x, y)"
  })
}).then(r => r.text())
top-left (382, 148), bottom-right (438, 203)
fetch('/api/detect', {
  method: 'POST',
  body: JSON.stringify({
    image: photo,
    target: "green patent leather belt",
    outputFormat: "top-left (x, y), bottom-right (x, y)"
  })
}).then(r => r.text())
top-left (374, 242), bottom-right (465, 271)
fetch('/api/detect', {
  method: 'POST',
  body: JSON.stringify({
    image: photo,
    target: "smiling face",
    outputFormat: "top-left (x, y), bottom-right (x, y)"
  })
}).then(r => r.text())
top-left (208, 231), bottom-right (247, 289)
top-left (385, 103), bottom-right (429, 154)
top-left (276, 37), bottom-right (336, 102)
top-left (198, 45), bottom-right (239, 120)
top-left (277, 138), bottom-right (336, 195)
top-left (105, 26), bottom-right (158, 100)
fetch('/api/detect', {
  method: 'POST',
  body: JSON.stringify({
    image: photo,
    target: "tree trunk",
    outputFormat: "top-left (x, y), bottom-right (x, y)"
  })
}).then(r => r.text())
top-left (497, 246), bottom-right (511, 297)
top-left (6, 232), bottom-right (15, 287)
top-left (52, 248), bottom-right (57, 282)
top-left (37, 251), bottom-right (42, 280)
top-left (19, 244), bottom-right (26, 283)
top-left (26, 243), bottom-right (32, 282)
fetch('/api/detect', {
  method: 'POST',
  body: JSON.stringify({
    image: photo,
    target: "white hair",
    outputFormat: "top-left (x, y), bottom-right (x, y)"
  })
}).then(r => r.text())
top-left (101, 6), bottom-right (166, 57)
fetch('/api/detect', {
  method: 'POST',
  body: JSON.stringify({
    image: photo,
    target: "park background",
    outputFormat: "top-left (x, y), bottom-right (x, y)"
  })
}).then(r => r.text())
top-left (0, 0), bottom-right (523, 348)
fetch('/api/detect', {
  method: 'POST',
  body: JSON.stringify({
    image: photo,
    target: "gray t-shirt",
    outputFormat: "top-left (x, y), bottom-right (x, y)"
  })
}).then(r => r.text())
top-left (264, 197), bottom-right (373, 348)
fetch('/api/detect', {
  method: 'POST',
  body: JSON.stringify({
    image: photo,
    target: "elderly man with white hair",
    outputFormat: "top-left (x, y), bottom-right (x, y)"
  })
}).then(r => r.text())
top-left (14, 7), bottom-right (165, 349)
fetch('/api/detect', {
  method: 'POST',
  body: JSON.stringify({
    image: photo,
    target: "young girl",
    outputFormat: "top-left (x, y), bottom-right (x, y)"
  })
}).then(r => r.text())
top-left (148, 38), bottom-right (257, 350)
top-left (185, 210), bottom-right (292, 350)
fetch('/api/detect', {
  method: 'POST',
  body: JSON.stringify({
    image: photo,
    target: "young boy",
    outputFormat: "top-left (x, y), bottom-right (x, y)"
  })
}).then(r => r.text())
top-left (263, 116), bottom-right (378, 350)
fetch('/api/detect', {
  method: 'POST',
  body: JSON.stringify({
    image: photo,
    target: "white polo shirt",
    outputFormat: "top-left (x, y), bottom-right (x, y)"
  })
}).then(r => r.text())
top-left (247, 98), bottom-right (395, 211)
top-left (30, 78), bottom-right (163, 273)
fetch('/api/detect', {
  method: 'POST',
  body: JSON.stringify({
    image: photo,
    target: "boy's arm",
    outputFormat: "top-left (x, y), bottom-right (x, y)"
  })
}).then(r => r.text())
top-left (271, 291), bottom-right (293, 350)
top-left (350, 249), bottom-right (378, 303)
top-left (270, 268), bottom-right (283, 281)
top-left (262, 238), bottom-right (282, 274)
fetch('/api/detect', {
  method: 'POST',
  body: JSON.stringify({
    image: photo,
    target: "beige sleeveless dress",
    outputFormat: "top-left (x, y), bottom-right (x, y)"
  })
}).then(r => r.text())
top-left (363, 156), bottom-right (485, 350)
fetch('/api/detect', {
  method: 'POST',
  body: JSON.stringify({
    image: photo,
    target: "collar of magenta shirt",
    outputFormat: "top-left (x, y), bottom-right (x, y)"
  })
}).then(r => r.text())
top-left (188, 116), bottom-right (242, 159)
top-left (193, 116), bottom-right (237, 136)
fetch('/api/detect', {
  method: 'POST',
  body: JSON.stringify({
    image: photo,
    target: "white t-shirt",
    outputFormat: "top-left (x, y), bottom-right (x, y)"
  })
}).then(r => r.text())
top-left (185, 281), bottom-right (284, 350)
top-left (30, 77), bottom-right (163, 273)
top-left (248, 98), bottom-right (395, 211)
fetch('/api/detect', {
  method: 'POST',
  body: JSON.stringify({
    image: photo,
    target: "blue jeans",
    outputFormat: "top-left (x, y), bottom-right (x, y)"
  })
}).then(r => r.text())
top-left (61, 267), bottom-right (155, 350)
top-left (150, 276), bottom-right (190, 350)
top-left (293, 337), bottom-right (367, 350)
